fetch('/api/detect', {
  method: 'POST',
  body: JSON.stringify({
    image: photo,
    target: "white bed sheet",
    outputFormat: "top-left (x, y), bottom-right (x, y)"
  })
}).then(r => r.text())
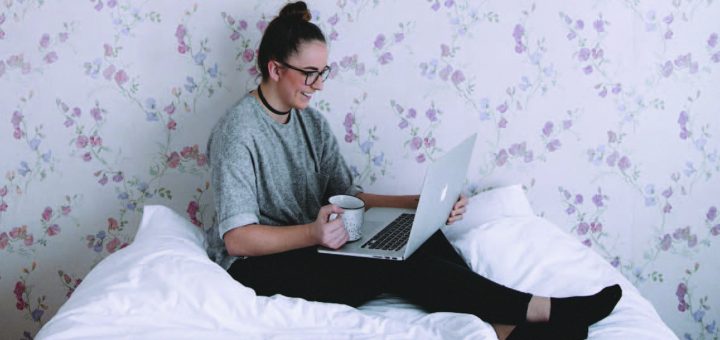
top-left (37, 185), bottom-right (676, 339)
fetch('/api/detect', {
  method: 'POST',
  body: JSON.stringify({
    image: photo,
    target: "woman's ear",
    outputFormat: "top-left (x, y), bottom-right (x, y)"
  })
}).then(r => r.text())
top-left (267, 60), bottom-right (281, 82)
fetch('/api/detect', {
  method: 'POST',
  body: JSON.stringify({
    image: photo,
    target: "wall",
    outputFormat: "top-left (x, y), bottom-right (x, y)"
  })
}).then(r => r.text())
top-left (1, 1), bottom-right (718, 338)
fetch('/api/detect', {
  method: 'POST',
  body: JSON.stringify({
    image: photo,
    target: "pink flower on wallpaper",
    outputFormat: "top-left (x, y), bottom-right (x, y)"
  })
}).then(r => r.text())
top-left (59, 32), bottom-right (68, 42)
top-left (542, 121), bottom-right (554, 137)
top-left (230, 31), bottom-right (240, 41)
top-left (114, 69), bottom-right (128, 86)
top-left (94, 0), bottom-right (103, 11)
top-left (439, 65), bottom-right (452, 81)
top-left (91, 107), bottom-right (103, 121)
top-left (0, 186), bottom-right (7, 196)
top-left (546, 139), bottom-right (561, 152)
top-left (0, 232), bottom-right (8, 249)
top-left (590, 221), bottom-right (603, 233)
top-left (104, 43), bottom-right (113, 57)
top-left (39, 33), bottom-right (50, 48)
top-left (425, 108), bottom-right (437, 122)
top-left (660, 234), bottom-right (672, 251)
top-left (496, 149), bottom-right (508, 166)
top-left (606, 151), bottom-right (619, 167)
top-left (187, 201), bottom-right (200, 226)
top-left (167, 119), bottom-right (177, 130)
top-left (43, 51), bottom-right (58, 64)
top-left (451, 70), bottom-right (465, 85)
top-left (618, 156), bottom-right (631, 171)
top-left (167, 152), bottom-right (180, 168)
top-left (410, 136), bottom-right (422, 150)
top-left (0, 201), bottom-right (7, 212)
top-left (583, 65), bottom-right (593, 74)
top-left (164, 103), bottom-right (176, 115)
top-left (441, 44), bottom-right (450, 57)
top-left (76, 135), bottom-right (89, 148)
top-left (98, 174), bottom-right (108, 185)
top-left (247, 66), bottom-right (259, 77)
top-left (328, 14), bottom-right (339, 26)
top-left (238, 20), bottom-right (248, 31)
top-left (175, 25), bottom-right (186, 40)
top-left (72, 107), bottom-right (82, 117)
top-left (256, 20), bottom-right (267, 32)
top-left (577, 222), bottom-right (589, 235)
top-left (107, 0), bottom-right (117, 8)
top-left (197, 154), bottom-right (207, 167)
top-left (108, 217), bottom-right (119, 230)
top-left (378, 52), bottom-right (393, 65)
top-left (424, 137), bottom-right (435, 148)
top-left (47, 224), bottom-right (60, 236)
top-left (498, 117), bottom-right (508, 128)
top-left (416, 154), bottom-right (426, 163)
top-left (42, 207), bottom-right (53, 221)
top-left (103, 65), bottom-right (115, 80)
top-left (398, 118), bottom-right (408, 129)
top-left (497, 102), bottom-right (508, 113)
top-left (106, 237), bottom-right (121, 253)
top-left (61, 205), bottom-right (71, 215)
top-left (242, 48), bottom-right (254, 63)
top-left (83, 152), bottom-right (92, 162)
top-left (89, 135), bottom-right (102, 147)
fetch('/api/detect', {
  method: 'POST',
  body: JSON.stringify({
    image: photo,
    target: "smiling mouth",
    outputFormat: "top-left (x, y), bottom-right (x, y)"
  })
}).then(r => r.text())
top-left (301, 92), bottom-right (313, 99)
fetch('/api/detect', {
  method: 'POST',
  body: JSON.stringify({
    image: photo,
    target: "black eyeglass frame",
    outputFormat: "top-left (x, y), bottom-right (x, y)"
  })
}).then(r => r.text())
top-left (276, 60), bottom-right (331, 86)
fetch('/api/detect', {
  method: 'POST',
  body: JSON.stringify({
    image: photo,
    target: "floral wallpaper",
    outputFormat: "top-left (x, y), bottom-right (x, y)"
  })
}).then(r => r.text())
top-left (1, 1), bottom-right (718, 339)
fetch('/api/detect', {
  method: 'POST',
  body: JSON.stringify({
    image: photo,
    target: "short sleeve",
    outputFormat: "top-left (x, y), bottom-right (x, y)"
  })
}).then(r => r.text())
top-left (208, 121), bottom-right (260, 238)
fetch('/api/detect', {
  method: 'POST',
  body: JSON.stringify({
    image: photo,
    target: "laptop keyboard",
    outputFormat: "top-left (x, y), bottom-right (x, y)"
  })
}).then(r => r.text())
top-left (361, 213), bottom-right (415, 251)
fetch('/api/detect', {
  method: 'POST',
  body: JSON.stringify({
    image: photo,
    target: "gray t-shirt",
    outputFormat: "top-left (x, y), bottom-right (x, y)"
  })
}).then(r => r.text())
top-left (206, 94), bottom-right (362, 269)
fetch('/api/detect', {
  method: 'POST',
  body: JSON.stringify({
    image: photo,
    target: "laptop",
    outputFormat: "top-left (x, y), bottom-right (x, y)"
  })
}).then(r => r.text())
top-left (318, 133), bottom-right (476, 260)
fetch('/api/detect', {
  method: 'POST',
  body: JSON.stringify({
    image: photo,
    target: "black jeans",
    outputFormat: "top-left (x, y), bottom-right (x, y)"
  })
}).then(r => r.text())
top-left (227, 231), bottom-right (532, 324)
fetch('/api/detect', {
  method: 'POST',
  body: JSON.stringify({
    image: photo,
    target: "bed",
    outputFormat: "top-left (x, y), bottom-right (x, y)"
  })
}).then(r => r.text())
top-left (36, 185), bottom-right (677, 339)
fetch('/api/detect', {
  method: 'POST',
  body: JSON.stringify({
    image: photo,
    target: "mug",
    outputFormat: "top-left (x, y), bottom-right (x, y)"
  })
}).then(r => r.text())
top-left (328, 195), bottom-right (365, 241)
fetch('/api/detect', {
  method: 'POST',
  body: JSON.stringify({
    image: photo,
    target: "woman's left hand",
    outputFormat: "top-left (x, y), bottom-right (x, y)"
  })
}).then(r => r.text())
top-left (446, 194), bottom-right (468, 225)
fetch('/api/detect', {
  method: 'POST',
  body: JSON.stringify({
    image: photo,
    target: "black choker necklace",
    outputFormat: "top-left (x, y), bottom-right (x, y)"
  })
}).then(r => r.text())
top-left (257, 85), bottom-right (291, 116)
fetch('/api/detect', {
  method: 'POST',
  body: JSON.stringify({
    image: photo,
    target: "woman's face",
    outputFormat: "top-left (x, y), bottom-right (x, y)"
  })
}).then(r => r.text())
top-left (276, 40), bottom-right (328, 110)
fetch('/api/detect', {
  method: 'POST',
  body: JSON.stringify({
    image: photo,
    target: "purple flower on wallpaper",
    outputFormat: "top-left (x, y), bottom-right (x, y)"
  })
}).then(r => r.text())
top-left (660, 234), bottom-right (672, 251)
top-left (451, 70), bottom-right (465, 85)
top-left (410, 136), bottom-right (422, 150)
top-left (44, 51), bottom-right (58, 64)
top-left (193, 52), bottom-right (206, 65)
top-left (406, 108), bottom-right (417, 119)
top-left (230, 31), bottom-right (240, 41)
top-left (439, 65), bottom-right (452, 81)
top-left (424, 137), bottom-right (436, 148)
top-left (91, 107), bottom-right (103, 121)
top-left (582, 239), bottom-right (592, 247)
top-left (578, 48), bottom-right (590, 62)
top-left (28, 138), bottom-right (41, 151)
top-left (513, 24), bottom-right (524, 41)
top-left (592, 191), bottom-right (604, 207)
top-left (593, 19), bottom-right (605, 33)
top-left (711, 224), bottom-right (720, 236)
top-left (567, 31), bottom-right (577, 40)
top-left (425, 108), bottom-right (438, 122)
top-left (577, 222), bottom-right (589, 235)
top-left (707, 206), bottom-right (717, 221)
top-left (39, 33), bottom-right (50, 48)
top-left (372, 153), bottom-right (384, 167)
top-left (31, 308), bottom-right (44, 322)
top-left (360, 140), bottom-right (373, 154)
top-left (678, 111), bottom-right (690, 126)
top-left (42, 150), bottom-right (52, 163)
top-left (591, 48), bottom-right (604, 60)
top-left (661, 61), bottom-right (673, 77)
top-left (374, 34), bottom-right (386, 49)
top-left (416, 154), bottom-right (426, 163)
top-left (575, 20), bottom-right (584, 30)
top-left (431, 1), bottom-right (440, 11)
top-left (598, 87), bottom-right (607, 98)
top-left (328, 14), bottom-right (339, 26)
top-left (242, 48), bottom-right (254, 63)
top-left (398, 118), bottom-right (408, 129)
top-left (542, 121), bottom-right (554, 137)
top-left (546, 139), bottom-right (561, 152)
top-left (508, 142), bottom-right (526, 156)
top-left (618, 156), bottom-right (631, 171)
top-left (344, 132), bottom-right (356, 143)
top-left (378, 52), bottom-right (393, 65)
top-left (590, 221), bottom-right (603, 233)
top-left (566, 205), bottom-right (576, 215)
top-left (575, 194), bottom-right (584, 204)
top-left (498, 117), bottom-right (508, 128)
top-left (17, 161), bottom-right (29, 176)
top-left (237, 20), bottom-right (248, 31)
top-left (664, 30), bottom-right (673, 40)
top-left (247, 65), bottom-right (259, 77)
top-left (83, 152), bottom-right (92, 162)
top-left (209, 63), bottom-right (218, 78)
top-left (441, 44), bottom-right (451, 57)
top-left (114, 69), bottom-right (128, 86)
top-left (583, 65), bottom-right (593, 74)
top-left (709, 33), bottom-right (718, 48)
top-left (496, 149), bottom-right (508, 166)
top-left (98, 174), bottom-right (109, 185)
top-left (444, 0), bottom-right (455, 7)
top-left (0, 186), bottom-right (6, 197)
top-left (662, 187), bottom-right (673, 198)
top-left (606, 151), bottom-right (618, 167)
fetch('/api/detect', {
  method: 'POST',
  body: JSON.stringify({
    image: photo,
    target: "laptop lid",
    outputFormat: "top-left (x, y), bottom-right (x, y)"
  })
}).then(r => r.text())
top-left (403, 133), bottom-right (476, 258)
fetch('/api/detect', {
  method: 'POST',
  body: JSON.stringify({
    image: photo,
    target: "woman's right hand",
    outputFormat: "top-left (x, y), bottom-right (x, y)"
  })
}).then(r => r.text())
top-left (309, 204), bottom-right (348, 249)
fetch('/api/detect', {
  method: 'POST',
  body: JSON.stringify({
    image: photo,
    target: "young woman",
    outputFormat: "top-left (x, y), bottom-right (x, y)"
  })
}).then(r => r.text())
top-left (206, 2), bottom-right (621, 339)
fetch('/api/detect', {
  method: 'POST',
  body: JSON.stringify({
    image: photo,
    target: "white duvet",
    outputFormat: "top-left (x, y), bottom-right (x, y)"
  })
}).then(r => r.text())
top-left (37, 185), bottom-right (677, 339)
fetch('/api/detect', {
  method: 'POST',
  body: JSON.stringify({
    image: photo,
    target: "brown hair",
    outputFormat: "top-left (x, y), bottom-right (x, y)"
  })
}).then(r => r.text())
top-left (257, 1), bottom-right (326, 80)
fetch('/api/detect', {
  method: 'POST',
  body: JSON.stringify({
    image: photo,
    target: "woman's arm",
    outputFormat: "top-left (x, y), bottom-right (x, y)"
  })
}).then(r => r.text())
top-left (224, 204), bottom-right (347, 257)
top-left (356, 192), bottom-right (468, 225)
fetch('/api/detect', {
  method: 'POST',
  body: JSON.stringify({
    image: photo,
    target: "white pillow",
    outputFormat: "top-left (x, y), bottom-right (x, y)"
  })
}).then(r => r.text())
top-left (442, 185), bottom-right (677, 339)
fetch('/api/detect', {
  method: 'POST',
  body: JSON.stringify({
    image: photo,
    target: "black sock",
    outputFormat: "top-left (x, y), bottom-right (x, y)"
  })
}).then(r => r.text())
top-left (550, 284), bottom-right (622, 327)
top-left (507, 322), bottom-right (588, 340)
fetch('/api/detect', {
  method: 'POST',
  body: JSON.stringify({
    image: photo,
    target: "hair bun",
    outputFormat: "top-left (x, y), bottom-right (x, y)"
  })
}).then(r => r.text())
top-left (278, 1), bottom-right (311, 21)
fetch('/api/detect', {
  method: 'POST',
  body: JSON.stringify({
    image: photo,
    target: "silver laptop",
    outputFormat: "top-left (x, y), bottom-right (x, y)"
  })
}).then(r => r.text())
top-left (318, 133), bottom-right (476, 260)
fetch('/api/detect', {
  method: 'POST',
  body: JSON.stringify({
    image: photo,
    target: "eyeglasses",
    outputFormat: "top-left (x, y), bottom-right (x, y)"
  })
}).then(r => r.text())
top-left (277, 61), bottom-right (331, 86)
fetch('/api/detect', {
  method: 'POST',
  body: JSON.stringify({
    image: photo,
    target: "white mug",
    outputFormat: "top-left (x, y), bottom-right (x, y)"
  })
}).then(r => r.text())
top-left (328, 195), bottom-right (364, 242)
